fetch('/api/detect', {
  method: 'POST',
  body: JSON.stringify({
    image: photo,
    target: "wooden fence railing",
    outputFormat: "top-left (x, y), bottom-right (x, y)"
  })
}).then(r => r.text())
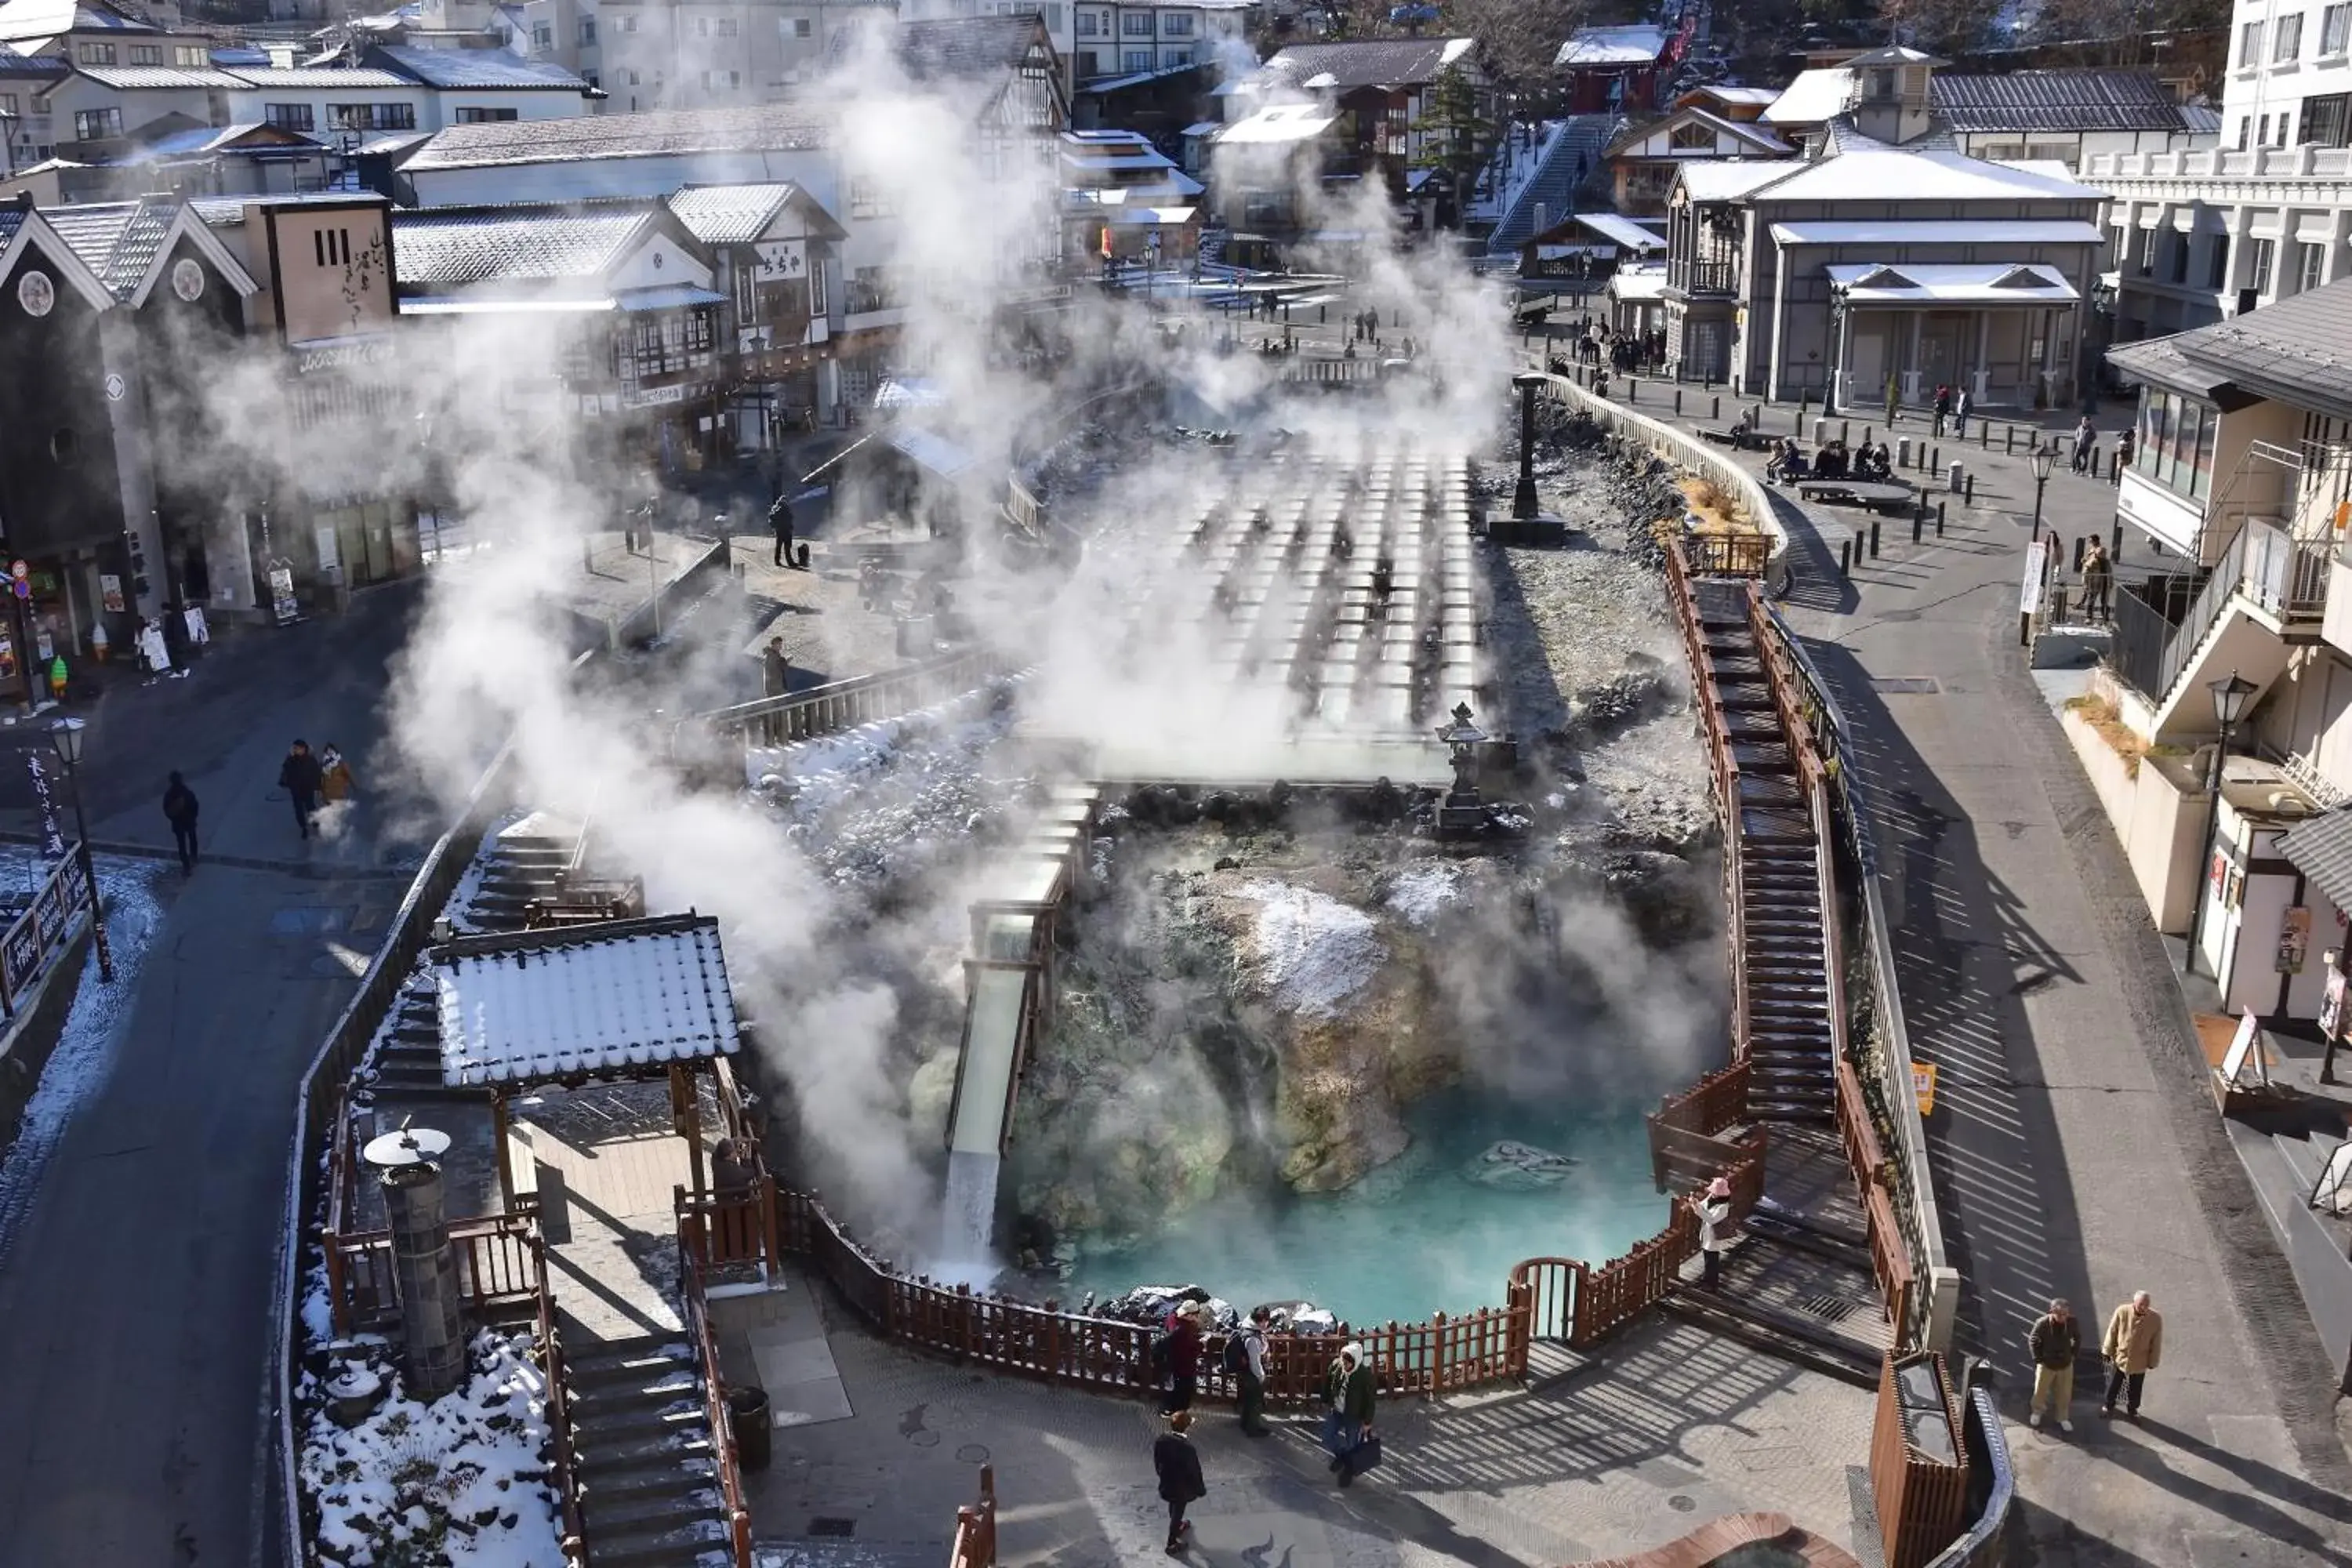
top-left (678, 1222), bottom-right (755, 1568)
top-left (1664, 539), bottom-right (1751, 1065)
top-left (534, 1233), bottom-right (588, 1568)
top-left (323, 1211), bottom-right (542, 1335)
top-left (950, 1466), bottom-right (998, 1568)
top-left (0, 845), bottom-right (91, 1019)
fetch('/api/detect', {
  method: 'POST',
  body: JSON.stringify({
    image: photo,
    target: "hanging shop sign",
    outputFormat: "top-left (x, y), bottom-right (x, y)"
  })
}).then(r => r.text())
top-left (2279, 905), bottom-right (2313, 975)
top-left (269, 562), bottom-right (299, 625)
top-left (99, 574), bottom-right (125, 614)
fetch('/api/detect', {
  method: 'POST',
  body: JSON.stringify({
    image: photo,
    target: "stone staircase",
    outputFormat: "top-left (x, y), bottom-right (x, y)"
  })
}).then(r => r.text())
top-left (467, 811), bottom-right (586, 934)
top-left (562, 1332), bottom-right (738, 1568)
top-left (1485, 115), bottom-right (1617, 255)
top-left (361, 978), bottom-right (448, 1095)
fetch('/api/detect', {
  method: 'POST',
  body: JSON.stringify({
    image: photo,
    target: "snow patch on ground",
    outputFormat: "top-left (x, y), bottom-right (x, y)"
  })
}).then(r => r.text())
top-left (0, 857), bottom-right (168, 1267)
top-left (1385, 863), bottom-right (1464, 928)
top-left (301, 1330), bottom-right (564, 1568)
top-left (1234, 880), bottom-right (1383, 1018)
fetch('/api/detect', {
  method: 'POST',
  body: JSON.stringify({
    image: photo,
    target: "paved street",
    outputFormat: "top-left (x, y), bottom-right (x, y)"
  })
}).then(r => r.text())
top-left (0, 590), bottom-right (415, 1568)
top-left (1609, 379), bottom-right (2352, 1563)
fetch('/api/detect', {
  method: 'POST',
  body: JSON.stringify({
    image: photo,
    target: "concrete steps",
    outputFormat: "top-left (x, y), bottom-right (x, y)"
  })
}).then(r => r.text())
top-left (561, 1334), bottom-right (740, 1568)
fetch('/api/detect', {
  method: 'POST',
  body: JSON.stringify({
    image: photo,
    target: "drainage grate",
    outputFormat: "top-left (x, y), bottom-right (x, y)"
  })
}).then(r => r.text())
top-left (1799, 1293), bottom-right (1860, 1323)
top-left (1868, 677), bottom-right (1940, 695)
top-left (808, 1519), bottom-right (857, 1538)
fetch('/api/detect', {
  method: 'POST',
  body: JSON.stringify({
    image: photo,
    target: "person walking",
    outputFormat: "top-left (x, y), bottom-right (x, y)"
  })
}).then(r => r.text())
top-left (1230, 1307), bottom-right (1270, 1437)
top-left (2100, 1290), bottom-right (2163, 1417)
top-left (768, 492), bottom-right (799, 569)
top-left (278, 739), bottom-right (324, 840)
top-left (319, 743), bottom-right (355, 805)
top-left (1322, 1342), bottom-right (1376, 1486)
top-left (1692, 1174), bottom-right (1733, 1289)
top-left (1162, 1301), bottom-right (1204, 1414)
top-left (162, 771), bottom-right (199, 873)
top-left (1955, 387), bottom-right (1973, 438)
top-left (2081, 537), bottom-right (2114, 622)
top-left (2027, 1298), bottom-right (2081, 1432)
top-left (2073, 416), bottom-right (2097, 475)
top-left (1933, 383), bottom-right (1951, 437)
top-left (1152, 1409), bottom-right (1207, 1556)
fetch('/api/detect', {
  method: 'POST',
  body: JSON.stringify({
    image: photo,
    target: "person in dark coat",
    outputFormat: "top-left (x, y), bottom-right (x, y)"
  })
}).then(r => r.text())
top-left (278, 739), bottom-right (323, 840)
top-left (1163, 1301), bottom-right (1204, 1414)
top-left (762, 637), bottom-right (789, 698)
top-left (1323, 1342), bottom-right (1376, 1486)
top-left (1152, 1409), bottom-right (1206, 1555)
top-left (162, 771), bottom-right (199, 873)
top-left (768, 493), bottom-right (799, 569)
top-left (2027, 1298), bottom-right (2081, 1432)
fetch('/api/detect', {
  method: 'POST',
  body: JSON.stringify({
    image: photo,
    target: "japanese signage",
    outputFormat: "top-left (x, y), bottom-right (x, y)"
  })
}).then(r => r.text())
top-left (99, 574), bottom-right (125, 615)
top-left (1912, 1062), bottom-right (1938, 1117)
top-left (295, 337), bottom-right (396, 376)
top-left (269, 563), bottom-right (299, 626)
top-left (2018, 539), bottom-right (2048, 618)
top-left (623, 383), bottom-right (690, 409)
top-left (753, 240), bottom-right (808, 281)
top-left (2279, 906), bottom-right (2313, 975)
top-left (26, 753), bottom-right (63, 858)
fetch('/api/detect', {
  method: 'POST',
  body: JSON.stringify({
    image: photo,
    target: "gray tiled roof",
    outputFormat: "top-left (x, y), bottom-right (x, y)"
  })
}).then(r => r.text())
top-left (664, 183), bottom-right (794, 245)
top-left (1263, 37), bottom-right (1475, 90)
top-left (390, 201), bottom-right (659, 285)
top-left (0, 0), bottom-right (158, 37)
top-left (75, 63), bottom-right (251, 89)
top-left (2117, 278), bottom-right (2352, 419)
top-left (368, 43), bottom-right (586, 89)
top-left (403, 100), bottom-right (833, 172)
top-left (1932, 69), bottom-right (2184, 134)
top-left (0, 208), bottom-right (25, 243)
top-left (225, 64), bottom-right (416, 88)
top-left (893, 13), bottom-right (1049, 81)
top-left (42, 195), bottom-right (173, 296)
top-left (2280, 808), bottom-right (2352, 913)
top-left (0, 45), bottom-right (65, 78)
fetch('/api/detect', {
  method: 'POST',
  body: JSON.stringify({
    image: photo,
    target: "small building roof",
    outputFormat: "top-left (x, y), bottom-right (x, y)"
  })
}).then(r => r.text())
top-left (1770, 219), bottom-right (2104, 246)
top-left (892, 13), bottom-right (1052, 82)
top-left (1214, 101), bottom-right (1338, 146)
top-left (118, 121), bottom-right (323, 159)
top-left (1261, 36), bottom-right (1474, 91)
top-left (390, 201), bottom-right (659, 285)
top-left (405, 100), bottom-right (834, 172)
top-left (666, 181), bottom-right (844, 244)
top-left (0, 43), bottom-right (65, 78)
top-left (2278, 809), bottom-right (2352, 913)
top-left (1076, 60), bottom-right (1205, 93)
top-left (1608, 263), bottom-right (1669, 301)
top-left (1555, 24), bottom-right (1671, 69)
top-left (70, 63), bottom-right (252, 89)
top-left (1608, 103), bottom-right (1792, 158)
top-left (1930, 69), bottom-right (2185, 134)
top-left (1675, 159), bottom-right (1791, 202)
top-left (432, 915), bottom-right (741, 1089)
top-left (226, 64), bottom-right (418, 89)
top-left (1760, 67), bottom-right (1852, 126)
top-left (1842, 45), bottom-right (1947, 68)
top-left (2109, 277), bottom-right (2352, 420)
top-left (1824, 261), bottom-right (2078, 305)
top-left (368, 43), bottom-right (587, 90)
top-left (1573, 210), bottom-right (1667, 252)
top-left (1748, 149), bottom-right (2103, 205)
top-left (1688, 84), bottom-right (1779, 107)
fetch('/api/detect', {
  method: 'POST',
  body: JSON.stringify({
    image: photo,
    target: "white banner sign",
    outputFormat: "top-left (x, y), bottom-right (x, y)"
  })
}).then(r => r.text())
top-left (2019, 538), bottom-right (2048, 617)
top-left (754, 240), bottom-right (808, 281)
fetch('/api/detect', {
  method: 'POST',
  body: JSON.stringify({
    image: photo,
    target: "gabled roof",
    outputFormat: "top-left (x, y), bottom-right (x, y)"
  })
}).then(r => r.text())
top-left (119, 120), bottom-right (323, 159)
top-left (1842, 44), bottom-right (1946, 69)
top-left (1606, 103), bottom-right (1793, 159)
top-left (1742, 149), bottom-right (2103, 204)
top-left (367, 42), bottom-right (586, 89)
top-left (1930, 69), bottom-right (2185, 134)
top-left (0, 43), bottom-right (64, 77)
top-left (1555, 24), bottom-right (1670, 68)
top-left (2109, 278), bottom-right (2352, 420)
top-left (403, 100), bottom-right (835, 172)
top-left (1261, 36), bottom-right (1474, 91)
top-left (390, 200), bottom-right (663, 285)
top-left (0, 206), bottom-right (114, 308)
top-left (37, 194), bottom-right (259, 302)
top-left (1213, 101), bottom-right (1338, 146)
top-left (430, 915), bottom-right (741, 1089)
top-left (666, 181), bottom-right (844, 244)
top-left (225, 64), bottom-right (417, 89)
top-left (1825, 260), bottom-right (2077, 304)
top-left (892, 13), bottom-right (1050, 82)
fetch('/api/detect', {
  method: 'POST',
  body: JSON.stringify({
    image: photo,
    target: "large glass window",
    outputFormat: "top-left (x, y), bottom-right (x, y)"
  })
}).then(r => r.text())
top-left (72, 107), bottom-right (121, 139)
top-left (2328, 1), bottom-right (2352, 50)
top-left (265, 102), bottom-right (314, 130)
top-left (2303, 241), bottom-right (2328, 292)
top-left (2135, 390), bottom-right (2219, 500)
top-left (2252, 236), bottom-right (2278, 292)
top-left (2244, 19), bottom-right (2267, 65)
top-left (2279, 13), bottom-right (2306, 59)
top-left (328, 103), bottom-right (416, 131)
top-left (77, 41), bottom-right (114, 64)
top-left (2305, 93), bottom-right (2352, 145)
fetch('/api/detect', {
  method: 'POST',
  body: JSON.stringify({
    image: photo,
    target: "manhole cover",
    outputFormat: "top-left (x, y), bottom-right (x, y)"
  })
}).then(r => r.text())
top-left (808, 1518), bottom-right (856, 1538)
top-left (1799, 1293), bottom-right (1859, 1323)
top-left (1869, 677), bottom-right (1939, 693)
top-left (908, 1429), bottom-right (940, 1447)
top-left (956, 1444), bottom-right (989, 1464)
top-left (1668, 1494), bottom-right (1696, 1512)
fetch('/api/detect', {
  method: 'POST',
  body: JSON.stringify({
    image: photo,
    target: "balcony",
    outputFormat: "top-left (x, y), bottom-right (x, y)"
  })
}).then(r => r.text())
top-left (1685, 260), bottom-right (1739, 296)
top-left (2111, 517), bottom-right (2328, 737)
top-left (2085, 144), bottom-right (2352, 181)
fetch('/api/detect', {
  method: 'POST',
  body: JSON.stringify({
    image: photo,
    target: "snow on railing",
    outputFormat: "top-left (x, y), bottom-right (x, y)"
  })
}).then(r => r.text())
top-left (2085, 145), bottom-right (2352, 181)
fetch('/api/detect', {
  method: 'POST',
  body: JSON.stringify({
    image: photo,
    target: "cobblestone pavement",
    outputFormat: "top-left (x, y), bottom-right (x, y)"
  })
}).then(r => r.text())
top-left (736, 1269), bottom-right (1878, 1567)
top-left (1596, 376), bottom-right (2352, 1565)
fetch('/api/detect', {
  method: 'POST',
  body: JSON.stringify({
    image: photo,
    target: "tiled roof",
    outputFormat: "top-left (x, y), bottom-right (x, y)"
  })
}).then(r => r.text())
top-left (2118, 278), bottom-right (2352, 419)
top-left (225, 64), bottom-right (416, 88)
top-left (123, 121), bottom-right (315, 158)
top-left (1262, 36), bottom-right (1475, 90)
top-left (0, 207), bottom-right (25, 243)
top-left (74, 63), bottom-right (251, 89)
top-left (390, 201), bottom-right (657, 284)
top-left (2280, 809), bottom-right (2352, 913)
top-left (402, 100), bottom-right (833, 171)
top-left (42, 195), bottom-right (172, 296)
top-left (187, 189), bottom-right (372, 227)
top-left (0, 44), bottom-right (65, 77)
top-left (1930, 69), bottom-right (2184, 134)
top-left (368, 43), bottom-right (586, 89)
top-left (665, 182), bottom-right (793, 245)
top-left (430, 915), bottom-right (741, 1088)
top-left (892, 13), bottom-right (1049, 81)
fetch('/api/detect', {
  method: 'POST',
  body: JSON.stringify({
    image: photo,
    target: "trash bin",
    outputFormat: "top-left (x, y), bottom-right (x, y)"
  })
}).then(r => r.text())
top-left (728, 1386), bottom-right (771, 1472)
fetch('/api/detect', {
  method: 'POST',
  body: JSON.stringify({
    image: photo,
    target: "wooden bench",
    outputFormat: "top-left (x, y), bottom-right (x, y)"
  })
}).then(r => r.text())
top-left (1796, 480), bottom-right (1915, 514)
top-left (1693, 425), bottom-right (1755, 449)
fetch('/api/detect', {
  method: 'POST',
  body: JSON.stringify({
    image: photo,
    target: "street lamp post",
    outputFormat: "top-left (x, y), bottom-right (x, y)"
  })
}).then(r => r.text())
top-left (2185, 670), bottom-right (2260, 982)
top-left (2030, 441), bottom-right (2060, 543)
top-left (49, 717), bottom-right (112, 982)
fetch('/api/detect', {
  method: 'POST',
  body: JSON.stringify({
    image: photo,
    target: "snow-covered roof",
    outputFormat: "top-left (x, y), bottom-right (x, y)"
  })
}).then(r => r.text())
top-left (369, 43), bottom-right (588, 90)
top-left (432, 915), bottom-right (740, 1088)
top-left (1214, 102), bottom-right (1338, 146)
top-left (1824, 261), bottom-right (2078, 305)
top-left (1842, 44), bottom-right (1947, 69)
top-left (1753, 150), bottom-right (2104, 204)
top-left (666, 181), bottom-right (844, 244)
top-left (1573, 210), bottom-right (1666, 252)
top-left (1761, 67), bottom-right (1852, 126)
top-left (227, 64), bottom-right (416, 88)
top-left (72, 63), bottom-right (251, 89)
top-left (1609, 263), bottom-right (1669, 301)
top-left (1770, 219), bottom-right (2104, 246)
top-left (1690, 85), bottom-right (1779, 107)
top-left (874, 374), bottom-right (948, 410)
top-left (1261, 36), bottom-right (1472, 91)
top-left (1103, 205), bottom-right (1196, 224)
top-left (1676, 160), bottom-right (1789, 202)
top-left (1555, 24), bottom-right (1670, 68)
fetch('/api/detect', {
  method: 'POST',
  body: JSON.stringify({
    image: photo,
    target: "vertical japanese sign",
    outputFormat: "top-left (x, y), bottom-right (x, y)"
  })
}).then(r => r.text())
top-left (25, 752), bottom-right (63, 858)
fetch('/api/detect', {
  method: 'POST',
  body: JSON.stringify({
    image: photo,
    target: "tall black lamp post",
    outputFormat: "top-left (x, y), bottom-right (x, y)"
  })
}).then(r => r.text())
top-left (2185, 670), bottom-right (2260, 981)
top-left (49, 717), bottom-right (112, 982)
top-left (2030, 441), bottom-right (2060, 543)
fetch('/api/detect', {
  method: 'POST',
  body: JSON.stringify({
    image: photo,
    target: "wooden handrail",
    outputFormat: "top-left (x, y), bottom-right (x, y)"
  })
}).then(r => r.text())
top-left (533, 1232), bottom-right (589, 1568)
top-left (677, 1224), bottom-right (754, 1568)
top-left (1667, 539), bottom-right (1750, 1063)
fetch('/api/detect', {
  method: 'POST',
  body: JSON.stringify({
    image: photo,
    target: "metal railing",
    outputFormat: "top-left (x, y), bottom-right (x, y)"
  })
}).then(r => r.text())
top-left (697, 647), bottom-right (1020, 748)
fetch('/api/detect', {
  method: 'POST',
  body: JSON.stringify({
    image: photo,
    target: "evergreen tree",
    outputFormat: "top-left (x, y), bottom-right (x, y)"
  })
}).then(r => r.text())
top-left (1412, 64), bottom-right (1494, 212)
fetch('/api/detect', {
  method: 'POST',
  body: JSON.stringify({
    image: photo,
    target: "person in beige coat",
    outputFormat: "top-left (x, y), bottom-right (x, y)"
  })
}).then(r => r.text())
top-left (2100, 1291), bottom-right (2163, 1417)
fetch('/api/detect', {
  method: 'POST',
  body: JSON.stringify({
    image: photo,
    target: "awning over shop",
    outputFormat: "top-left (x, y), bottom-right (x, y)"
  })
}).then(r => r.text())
top-left (1573, 211), bottom-right (1666, 252)
top-left (2278, 808), bottom-right (2352, 914)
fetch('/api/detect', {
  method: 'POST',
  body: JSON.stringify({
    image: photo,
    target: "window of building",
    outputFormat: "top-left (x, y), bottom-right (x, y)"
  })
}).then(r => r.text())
top-left (2208, 234), bottom-right (2230, 289)
top-left (1075, 48), bottom-right (1099, 74)
top-left (2282, 114), bottom-right (2296, 144)
top-left (2306, 93), bottom-right (2352, 145)
top-left (1123, 46), bottom-right (1150, 69)
top-left (128, 42), bottom-right (162, 64)
top-left (627, 67), bottom-right (641, 83)
top-left (76, 41), bottom-right (114, 64)
top-left (532, 21), bottom-right (552, 49)
top-left (2328, 1), bottom-right (2352, 51)
top-left (2279, 13), bottom-right (2305, 59)
top-left (2252, 234), bottom-right (2277, 292)
top-left (793, 16), bottom-right (811, 35)
top-left (2240, 116), bottom-right (2254, 150)
top-left (1163, 45), bottom-right (1192, 64)
top-left (2133, 389), bottom-right (2217, 499)
top-left (848, 176), bottom-right (895, 218)
top-left (265, 102), bottom-right (314, 130)
top-left (71, 107), bottom-right (121, 139)
top-left (2302, 240), bottom-right (2328, 291)
top-left (1121, 12), bottom-right (1151, 33)
top-left (1076, 9), bottom-right (1098, 32)
top-left (2168, 230), bottom-right (2190, 283)
top-left (455, 106), bottom-right (519, 122)
top-left (717, 16), bottom-right (738, 34)
top-left (618, 12), bottom-right (637, 30)
top-left (1040, 2), bottom-right (1062, 26)
top-left (328, 102), bottom-right (416, 131)
top-left (699, 67), bottom-right (740, 89)
top-left (314, 227), bottom-right (352, 267)
top-left (0, 93), bottom-right (15, 114)
top-left (583, 69), bottom-right (598, 88)
top-left (579, 16), bottom-right (596, 42)
top-left (2243, 19), bottom-right (2267, 65)
top-left (173, 43), bottom-right (207, 66)
top-left (1163, 12), bottom-right (1192, 34)
top-left (845, 265), bottom-right (897, 314)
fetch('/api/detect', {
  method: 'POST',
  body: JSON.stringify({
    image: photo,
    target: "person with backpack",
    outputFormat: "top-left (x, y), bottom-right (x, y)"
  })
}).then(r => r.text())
top-left (1161, 1301), bottom-right (1204, 1414)
top-left (1224, 1307), bottom-right (1270, 1437)
top-left (1152, 1409), bottom-right (1207, 1556)
top-left (1322, 1342), bottom-right (1377, 1486)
